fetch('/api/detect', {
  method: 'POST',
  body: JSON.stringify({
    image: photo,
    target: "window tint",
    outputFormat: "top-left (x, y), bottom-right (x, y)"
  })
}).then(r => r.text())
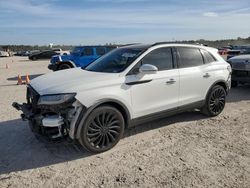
top-left (141, 47), bottom-right (173, 71)
top-left (201, 49), bottom-right (216, 63)
top-left (96, 47), bottom-right (106, 56)
top-left (177, 47), bottom-right (204, 68)
top-left (82, 47), bottom-right (93, 56)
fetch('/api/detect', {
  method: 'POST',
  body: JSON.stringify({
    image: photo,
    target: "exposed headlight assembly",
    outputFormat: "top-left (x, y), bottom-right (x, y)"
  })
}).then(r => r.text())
top-left (38, 93), bottom-right (76, 105)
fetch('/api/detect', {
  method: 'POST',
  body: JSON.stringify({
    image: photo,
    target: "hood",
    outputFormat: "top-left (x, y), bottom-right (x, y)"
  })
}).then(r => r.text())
top-left (228, 55), bottom-right (250, 63)
top-left (30, 68), bottom-right (120, 95)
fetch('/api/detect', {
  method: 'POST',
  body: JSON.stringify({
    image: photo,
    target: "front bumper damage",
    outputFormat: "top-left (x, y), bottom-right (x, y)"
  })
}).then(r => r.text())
top-left (12, 86), bottom-right (84, 141)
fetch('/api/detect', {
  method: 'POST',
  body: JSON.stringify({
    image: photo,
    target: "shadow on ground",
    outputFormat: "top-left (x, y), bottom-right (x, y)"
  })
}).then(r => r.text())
top-left (7, 74), bottom-right (43, 81)
top-left (0, 111), bottom-right (207, 175)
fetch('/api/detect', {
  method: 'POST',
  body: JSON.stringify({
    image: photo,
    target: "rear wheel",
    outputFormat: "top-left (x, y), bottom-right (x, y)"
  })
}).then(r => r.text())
top-left (58, 63), bottom-right (72, 70)
top-left (78, 106), bottom-right (125, 153)
top-left (201, 85), bottom-right (226, 117)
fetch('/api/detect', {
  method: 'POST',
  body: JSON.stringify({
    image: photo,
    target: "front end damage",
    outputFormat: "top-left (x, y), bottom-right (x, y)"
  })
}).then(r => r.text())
top-left (12, 86), bottom-right (84, 141)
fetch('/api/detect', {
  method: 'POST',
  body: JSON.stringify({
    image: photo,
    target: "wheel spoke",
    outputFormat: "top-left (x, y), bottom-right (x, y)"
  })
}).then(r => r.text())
top-left (87, 131), bottom-right (101, 138)
top-left (107, 120), bottom-right (119, 127)
top-left (107, 132), bottom-right (115, 142)
top-left (89, 134), bottom-right (101, 143)
top-left (109, 129), bottom-right (119, 135)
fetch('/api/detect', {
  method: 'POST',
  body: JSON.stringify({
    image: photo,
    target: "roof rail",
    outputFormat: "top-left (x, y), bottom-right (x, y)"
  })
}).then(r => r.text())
top-left (151, 42), bottom-right (173, 46)
top-left (120, 43), bottom-right (141, 47)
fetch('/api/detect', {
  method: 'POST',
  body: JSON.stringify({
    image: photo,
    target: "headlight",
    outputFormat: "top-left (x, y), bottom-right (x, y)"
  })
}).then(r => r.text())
top-left (38, 93), bottom-right (76, 105)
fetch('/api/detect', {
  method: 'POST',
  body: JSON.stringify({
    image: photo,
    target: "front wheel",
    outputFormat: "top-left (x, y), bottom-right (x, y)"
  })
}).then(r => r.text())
top-left (78, 106), bottom-right (125, 153)
top-left (201, 85), bottom-right (226, 117)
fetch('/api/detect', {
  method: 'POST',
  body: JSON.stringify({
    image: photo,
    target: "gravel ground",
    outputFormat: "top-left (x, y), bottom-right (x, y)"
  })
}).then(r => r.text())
top-left (0, 56), bottom-right (249, 188)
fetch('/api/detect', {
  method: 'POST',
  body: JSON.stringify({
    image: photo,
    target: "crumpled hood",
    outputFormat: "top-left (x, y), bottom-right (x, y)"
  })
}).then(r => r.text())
top-left (30, 68), bottom-right (119, 95)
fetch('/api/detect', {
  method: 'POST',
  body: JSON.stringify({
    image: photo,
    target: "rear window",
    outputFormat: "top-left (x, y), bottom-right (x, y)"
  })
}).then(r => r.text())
top-left (177, 47), bottom-right (204, 68)
top-left (96, 47), bottom-right (106, 56)
top-left (201, 49), bottom-right (216, 63)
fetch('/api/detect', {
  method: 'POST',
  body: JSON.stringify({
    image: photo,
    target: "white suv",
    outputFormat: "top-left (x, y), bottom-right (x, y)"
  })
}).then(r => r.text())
top-left (13, 43), bottom-right (231, 153)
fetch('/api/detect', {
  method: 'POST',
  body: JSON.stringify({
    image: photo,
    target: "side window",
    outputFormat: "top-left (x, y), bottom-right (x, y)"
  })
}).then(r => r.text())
top-left (82, 47), bottom-right (93, 56)
top-left (177, 47), bottom-right (204, 68)
top-left (141, 47), bottom-right (173, 71)
top-left (201, 49), bottom-right (216, 63)
top-left (96, 47), bottom-right (106, 56)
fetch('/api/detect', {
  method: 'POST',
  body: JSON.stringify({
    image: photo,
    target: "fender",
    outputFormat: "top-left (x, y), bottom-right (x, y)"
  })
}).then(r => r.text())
top-left (205, 79), bottom-right (229, 100)
top-left (74, 99), bottom-right (132, 139)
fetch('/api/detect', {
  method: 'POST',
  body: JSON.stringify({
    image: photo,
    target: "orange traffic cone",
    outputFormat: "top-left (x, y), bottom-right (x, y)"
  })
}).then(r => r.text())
top-left (6, 64), bottom-right (9, 69)
top-left (17, 75), bottom-right (23, 85)
top-left (25, 74), bottom-right (30, 84)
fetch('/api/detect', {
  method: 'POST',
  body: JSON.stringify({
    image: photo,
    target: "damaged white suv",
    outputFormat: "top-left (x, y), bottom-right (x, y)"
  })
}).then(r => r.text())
top-left (13, 43), bottom-right (231, 153)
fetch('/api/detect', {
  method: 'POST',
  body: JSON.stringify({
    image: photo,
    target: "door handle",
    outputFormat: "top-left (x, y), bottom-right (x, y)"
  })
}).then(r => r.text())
top-left (203, 73), bottom-right (211, 78)
top-left (166, 78), bottom-right (176, 84)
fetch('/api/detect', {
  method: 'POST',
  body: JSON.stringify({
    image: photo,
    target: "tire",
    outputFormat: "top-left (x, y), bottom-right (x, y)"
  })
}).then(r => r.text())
top-left (201, 85), bottom-right (226, 117)
top-left (78, 105), bottom-right (125, 153)
top-left (231, 80), bottom-right (238, 88)
top-left (32, 56), bottom-right (37, 61)
top-left (58, 63), bottom-right (72, 70)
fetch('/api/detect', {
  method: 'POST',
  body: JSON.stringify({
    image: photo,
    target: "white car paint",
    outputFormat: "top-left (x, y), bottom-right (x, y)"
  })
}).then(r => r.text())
top-left (30, 43), bottom-right (230, 121)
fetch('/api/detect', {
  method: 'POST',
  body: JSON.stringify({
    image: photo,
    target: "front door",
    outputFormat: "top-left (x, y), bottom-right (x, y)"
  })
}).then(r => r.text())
top-left (125, 47), bottom-right (180, 118)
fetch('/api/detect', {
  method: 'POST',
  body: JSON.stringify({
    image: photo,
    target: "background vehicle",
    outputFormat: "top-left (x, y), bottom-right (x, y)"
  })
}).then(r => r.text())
top-left (218, 46), bottom-right (232, 55)
top-left (13, 43), bottom-right (231, 153)
top-left (227, 54), bottom-right (250, 87)
top-left (0, 51), bottom-right (9, 57)
top-left (29, 50), bottom-right (60, 61)
top-left (227, 45), bottom-right (250, 59)
top-left (48, 46), bottom-right (116, 71)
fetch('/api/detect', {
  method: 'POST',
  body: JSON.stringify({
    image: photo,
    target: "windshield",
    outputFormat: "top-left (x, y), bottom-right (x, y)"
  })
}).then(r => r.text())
top-left (85, 48), bottom-right (144, 73)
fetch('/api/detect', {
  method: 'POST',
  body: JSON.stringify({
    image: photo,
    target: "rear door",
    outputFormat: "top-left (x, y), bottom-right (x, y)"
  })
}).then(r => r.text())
top-left (177, 47), bottom-right (215, 106)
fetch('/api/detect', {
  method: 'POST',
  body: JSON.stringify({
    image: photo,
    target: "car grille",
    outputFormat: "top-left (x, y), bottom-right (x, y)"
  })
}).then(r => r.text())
top-left (26, 86), bottom-right (40, 112)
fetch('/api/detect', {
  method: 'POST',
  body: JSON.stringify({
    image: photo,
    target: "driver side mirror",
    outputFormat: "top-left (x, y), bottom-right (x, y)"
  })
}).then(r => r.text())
top-left (139, 64), bottom-right (158, 74)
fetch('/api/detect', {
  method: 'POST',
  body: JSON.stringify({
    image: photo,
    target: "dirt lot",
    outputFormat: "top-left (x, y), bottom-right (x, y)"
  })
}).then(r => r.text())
top-left (0, 56), bottom-right (249, 188)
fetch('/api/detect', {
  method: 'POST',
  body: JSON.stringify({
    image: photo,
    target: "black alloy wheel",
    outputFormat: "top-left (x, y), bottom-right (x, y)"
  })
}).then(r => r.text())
top-left (79, 106), bottom-right (125, 153)
top-left (202, 85), bottom-right (226, 117)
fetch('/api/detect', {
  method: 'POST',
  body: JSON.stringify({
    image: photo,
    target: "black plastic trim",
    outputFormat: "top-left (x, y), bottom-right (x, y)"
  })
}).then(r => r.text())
top-left (125, 79), bottom-right (152, 85)
top-left (130, 100), bottom-right (204, 127)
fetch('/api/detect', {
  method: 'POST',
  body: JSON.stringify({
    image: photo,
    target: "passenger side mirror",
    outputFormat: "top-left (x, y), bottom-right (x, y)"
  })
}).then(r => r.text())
top-left (139, 64), bottom-right (158, 74)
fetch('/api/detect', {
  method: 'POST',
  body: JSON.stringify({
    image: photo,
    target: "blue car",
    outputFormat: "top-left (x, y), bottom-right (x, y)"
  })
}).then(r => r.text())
top-left (48, 46), bottom-right (116, 71)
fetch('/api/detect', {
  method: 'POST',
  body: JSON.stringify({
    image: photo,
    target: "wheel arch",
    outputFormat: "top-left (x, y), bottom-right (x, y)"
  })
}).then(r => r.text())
top-left (75, 99), bottom-right (131, 139)
top-left (58, 61), bottom-right (76, 68)
top-left (205, 80), bottom-right (229, 100)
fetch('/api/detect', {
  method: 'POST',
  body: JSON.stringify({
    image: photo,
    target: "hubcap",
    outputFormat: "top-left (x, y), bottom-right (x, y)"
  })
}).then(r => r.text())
top-left (209, 88), bottom-right (226, 114)
top-left (86, 111), bottom-right (121, 149)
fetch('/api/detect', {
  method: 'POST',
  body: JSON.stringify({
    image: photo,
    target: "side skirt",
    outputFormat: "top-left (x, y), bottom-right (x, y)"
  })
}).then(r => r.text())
top-left (129, 100), bottom-right (205, 127)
